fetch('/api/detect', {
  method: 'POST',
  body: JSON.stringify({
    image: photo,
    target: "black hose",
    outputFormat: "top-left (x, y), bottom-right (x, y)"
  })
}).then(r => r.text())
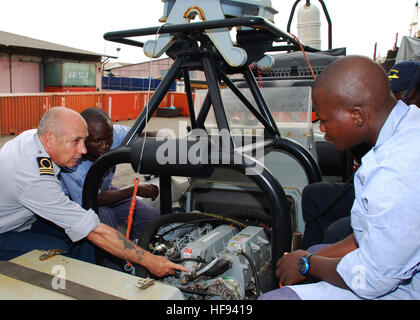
top-left (158, 219), bottom-right (223, 238)
top-left (221, 208), bottom-right (271, 226)
top-left (241, 251), bottom-right (261, 298)
top-left (213, 208), bottom-right (272, 240)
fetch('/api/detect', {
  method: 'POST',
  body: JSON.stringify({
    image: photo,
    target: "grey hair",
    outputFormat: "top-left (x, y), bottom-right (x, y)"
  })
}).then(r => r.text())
top-left (37, 107), bottom-right (79, 137)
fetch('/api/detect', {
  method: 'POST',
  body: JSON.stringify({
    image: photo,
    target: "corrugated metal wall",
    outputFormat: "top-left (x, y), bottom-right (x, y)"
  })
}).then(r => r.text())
top-left (102, 76), bottom-right (176, 92)
top-left (0, 91), bottom-right (192, 136)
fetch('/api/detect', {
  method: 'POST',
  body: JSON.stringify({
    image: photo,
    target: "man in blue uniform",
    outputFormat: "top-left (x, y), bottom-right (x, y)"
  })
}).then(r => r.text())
top-left (0, 107), bottom-right (187, 277)
top-left (59, 107), bottom-right (160, 270)
top-left (259, 56), bottom-right (420, 300)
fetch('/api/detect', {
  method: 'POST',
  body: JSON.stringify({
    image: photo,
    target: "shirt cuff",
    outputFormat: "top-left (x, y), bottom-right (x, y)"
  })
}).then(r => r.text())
top-left (66, 209), bottom-right (100, 242)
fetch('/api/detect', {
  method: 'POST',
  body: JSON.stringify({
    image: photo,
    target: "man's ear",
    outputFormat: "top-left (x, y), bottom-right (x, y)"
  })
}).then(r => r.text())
top-left (350, 106), bottom-right (365, 127)
top-left (41, 132), bottom-right (55, 151)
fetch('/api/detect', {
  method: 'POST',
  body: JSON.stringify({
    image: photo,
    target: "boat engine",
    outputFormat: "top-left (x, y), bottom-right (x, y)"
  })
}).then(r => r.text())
top-left (139, 212), bottom-right (274, 300)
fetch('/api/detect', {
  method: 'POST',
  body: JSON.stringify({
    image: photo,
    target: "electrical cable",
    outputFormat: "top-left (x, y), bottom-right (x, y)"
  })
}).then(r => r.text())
top-left (289, 33), bottom-right (317, 81)
top-left (157, 219), bottom-right (225, 238)
top-left (289, 33), bottom-right (318, 122)
top-left (240, 250), bottom-right (260, 298)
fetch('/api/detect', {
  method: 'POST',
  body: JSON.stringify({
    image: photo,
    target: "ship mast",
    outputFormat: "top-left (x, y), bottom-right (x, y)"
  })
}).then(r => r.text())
top-left (409, 1), bottom-right (419, 38)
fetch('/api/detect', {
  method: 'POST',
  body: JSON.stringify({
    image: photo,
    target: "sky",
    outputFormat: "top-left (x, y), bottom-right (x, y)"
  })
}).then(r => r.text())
top-left (0, 0), bottom-right (418, 64)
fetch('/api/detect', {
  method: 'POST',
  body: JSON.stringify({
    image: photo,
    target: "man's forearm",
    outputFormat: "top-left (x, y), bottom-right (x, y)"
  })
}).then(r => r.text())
top-left (305, 234), bottom-right (358, 289)
top-left (316, 233), bottom-right (358, 258)
top-left (309, 255), bottom-right (349, 289)
top-left (87, 222), bottom-right (151, 266)
top-left (97, 187), bottom-right (134, 206)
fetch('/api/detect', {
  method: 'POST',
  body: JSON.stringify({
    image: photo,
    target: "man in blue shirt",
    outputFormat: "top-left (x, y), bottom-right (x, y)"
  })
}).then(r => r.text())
top-left (259, 56), bottom-right (420, 299)
top-left (60, 107), bottom-right (160, 271)
top-left (301, 60), bottom-right (420, 250)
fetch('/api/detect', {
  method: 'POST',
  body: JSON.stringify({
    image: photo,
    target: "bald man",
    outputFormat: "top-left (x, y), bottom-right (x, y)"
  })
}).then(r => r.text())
top-left (0, 107), bottom-right (187, 277)
top-left (259, 56), bottom-right (420, 300)
top-left (301, 60), bottom-right (420, 250)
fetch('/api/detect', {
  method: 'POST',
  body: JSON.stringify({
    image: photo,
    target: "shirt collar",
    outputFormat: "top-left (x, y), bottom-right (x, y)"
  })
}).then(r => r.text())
top-left (374, 100), bottom-right (409, 149)
top-left (60, 156), bottom-right (93, 174)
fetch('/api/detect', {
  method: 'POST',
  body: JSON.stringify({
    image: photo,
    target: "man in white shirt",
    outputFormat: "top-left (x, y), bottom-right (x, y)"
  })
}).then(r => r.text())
top-left (0, 107), bottom-right (187, 277)
top-left (259, 56), bottom-right (420, 300)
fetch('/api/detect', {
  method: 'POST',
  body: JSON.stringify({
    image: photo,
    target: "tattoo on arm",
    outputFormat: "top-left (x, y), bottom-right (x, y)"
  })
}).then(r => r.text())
top-left (116, 231), bottom-right (145, 263)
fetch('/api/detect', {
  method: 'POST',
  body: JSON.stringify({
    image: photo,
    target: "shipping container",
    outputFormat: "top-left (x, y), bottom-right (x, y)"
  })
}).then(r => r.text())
top-left (168, 92), bottom-right (192, 116)
top-left (44, 86), bottom-right (97, 93)
top-left (104, 92), bottom-right (145, 122)
top-left (45, 62), bottom-right (96, 87)
top-left (0, 91), bottom-right (190, 136)
top-left (0, 94), bottom-right (43, 135)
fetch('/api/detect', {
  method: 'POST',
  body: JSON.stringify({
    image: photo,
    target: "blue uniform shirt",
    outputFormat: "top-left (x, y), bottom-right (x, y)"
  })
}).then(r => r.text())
top-left (60, 125), bottom-right (130, 206)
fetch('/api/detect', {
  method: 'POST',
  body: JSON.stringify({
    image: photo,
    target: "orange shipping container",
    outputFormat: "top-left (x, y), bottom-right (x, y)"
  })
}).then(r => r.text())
top-left (0, 94), bottom-right (43, 136)
top-left (103, 92), bottom-right (145, 122)
top-left (0, 91), bottom-right (191, 136)
top-left (58, 93), bottom-right (104, 114)
top-left (168, 92), bottom-right (193, 116)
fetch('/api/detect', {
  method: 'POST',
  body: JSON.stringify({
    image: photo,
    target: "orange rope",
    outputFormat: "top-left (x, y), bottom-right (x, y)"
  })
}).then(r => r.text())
top-left (126, 177), bottom-right (140, 239)
top-left (125, 177), bottom-right (140, 268)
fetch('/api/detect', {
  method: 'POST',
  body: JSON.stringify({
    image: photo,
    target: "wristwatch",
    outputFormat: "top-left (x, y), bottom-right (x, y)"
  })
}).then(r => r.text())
top-left (297, 253), bottom-right (315, 276)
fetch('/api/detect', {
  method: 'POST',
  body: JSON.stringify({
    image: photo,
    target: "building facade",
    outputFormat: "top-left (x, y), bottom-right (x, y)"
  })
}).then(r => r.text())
top-left (0, 30), bottom-right (108, 93)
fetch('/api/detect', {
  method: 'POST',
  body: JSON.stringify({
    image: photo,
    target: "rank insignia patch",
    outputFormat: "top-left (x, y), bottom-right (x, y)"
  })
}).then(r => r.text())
top-left (37, 157), bottom-right (54, 176)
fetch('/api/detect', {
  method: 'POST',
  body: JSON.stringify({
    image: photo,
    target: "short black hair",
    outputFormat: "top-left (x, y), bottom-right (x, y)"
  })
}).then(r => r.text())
top-left (80, 107), bottom-right (111, 124)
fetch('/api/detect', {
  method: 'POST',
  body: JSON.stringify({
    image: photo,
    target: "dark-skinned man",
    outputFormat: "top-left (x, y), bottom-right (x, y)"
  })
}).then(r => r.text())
top-left (60, 107), bottom-right (160, 271)
top-left (301, 60), bottom-right (420, 250)
top-left (259, 56), bottom-right (420, 300)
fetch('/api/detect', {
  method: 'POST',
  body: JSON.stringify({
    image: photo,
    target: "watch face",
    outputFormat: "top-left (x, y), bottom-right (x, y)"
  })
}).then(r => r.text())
top-left (297, 257), bottom-right (309, 274)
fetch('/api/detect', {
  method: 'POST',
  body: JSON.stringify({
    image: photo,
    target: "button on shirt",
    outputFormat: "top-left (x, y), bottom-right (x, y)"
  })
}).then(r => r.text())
top-left (59, 125), bottom-right (130, 206)
top-left (0, 129), bottom-right (99, 242)
top-left (337, 101), bottom-right (420, 299)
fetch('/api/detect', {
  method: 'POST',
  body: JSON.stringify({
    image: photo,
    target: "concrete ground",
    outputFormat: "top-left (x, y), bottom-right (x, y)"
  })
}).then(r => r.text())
top-left (0, 116), bottom-right (191, 188)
